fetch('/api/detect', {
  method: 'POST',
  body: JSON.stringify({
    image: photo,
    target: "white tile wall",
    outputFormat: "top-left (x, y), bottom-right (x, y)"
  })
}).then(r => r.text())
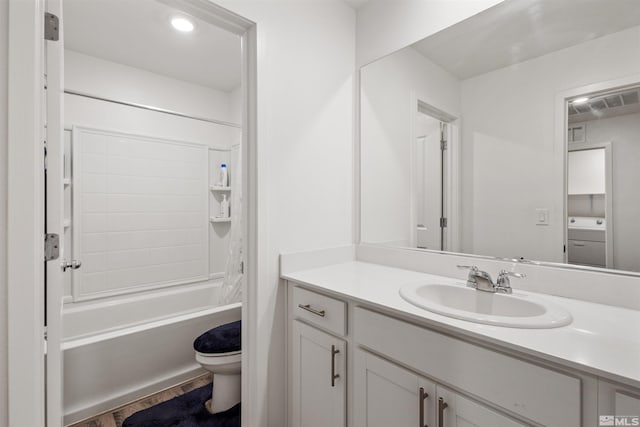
top-left (73, 127), bottom-right (209, 298)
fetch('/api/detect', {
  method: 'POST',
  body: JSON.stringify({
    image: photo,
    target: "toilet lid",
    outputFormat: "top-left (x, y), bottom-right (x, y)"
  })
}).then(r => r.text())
top-left (193, 320), bottom-right (241, 354)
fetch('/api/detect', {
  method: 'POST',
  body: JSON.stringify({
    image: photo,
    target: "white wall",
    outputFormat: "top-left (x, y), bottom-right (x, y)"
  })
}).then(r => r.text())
top-left (0, 1), bottom-right (8, 425)
top-left (65, 50), bottom-right (240, 145)
top-left (66, 50), bottom-right (239, 124)
top-left (578, 112), bottom-right (640, 272)
top-left (461, 25), bottom-right (640, 262)
top-left (356, 0), bottom-right (504, 66)
top-left (213, 1), bottom-right (356, 425)
top-left (361, 47), bottom-right (460, 245)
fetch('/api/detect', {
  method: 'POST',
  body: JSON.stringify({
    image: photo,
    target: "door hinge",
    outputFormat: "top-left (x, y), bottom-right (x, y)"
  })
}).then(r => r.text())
top-left (44, 12), bottom-right (59, 41)
top-left (440, 217), bottom-right (448, 228)
top-left (44, 233), bottom-right (60, 261)
top-left (440, 140), bottom-right (447, 150)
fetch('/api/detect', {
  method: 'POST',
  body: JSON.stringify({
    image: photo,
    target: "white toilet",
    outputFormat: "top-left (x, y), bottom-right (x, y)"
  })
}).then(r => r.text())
top-left (193, 320), bottom-right (241, 414)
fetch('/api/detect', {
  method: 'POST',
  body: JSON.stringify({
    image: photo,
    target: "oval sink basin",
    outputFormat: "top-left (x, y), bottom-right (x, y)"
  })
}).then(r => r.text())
top-left (399, 283), bottom-right (572, 328)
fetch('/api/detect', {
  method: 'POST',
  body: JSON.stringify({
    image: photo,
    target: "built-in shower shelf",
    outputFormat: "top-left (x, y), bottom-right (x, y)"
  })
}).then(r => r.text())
top-left (210, 217), bottom-right (232, 223)
top-left (210, 186), bottom-right (231, 192)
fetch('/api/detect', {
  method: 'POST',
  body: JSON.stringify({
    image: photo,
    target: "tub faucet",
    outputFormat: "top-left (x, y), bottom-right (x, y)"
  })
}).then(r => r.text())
top-left (457, 265), bottom-right (525, 294)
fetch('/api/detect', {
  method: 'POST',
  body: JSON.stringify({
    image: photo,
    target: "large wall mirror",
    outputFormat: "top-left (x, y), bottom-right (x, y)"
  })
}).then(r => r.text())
top-left (360, 0), bottom-right (640, 274)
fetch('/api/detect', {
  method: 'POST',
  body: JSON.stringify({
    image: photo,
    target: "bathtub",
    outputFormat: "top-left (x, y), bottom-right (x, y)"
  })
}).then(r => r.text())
top-left (62, 280), bottom-right (241, 425)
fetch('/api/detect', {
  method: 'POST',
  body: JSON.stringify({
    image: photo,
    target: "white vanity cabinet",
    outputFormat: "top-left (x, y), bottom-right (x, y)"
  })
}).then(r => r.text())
top-left (288, 285), bottom-right (348, 427)
top-left (286, 281), bottom-right (640, 427)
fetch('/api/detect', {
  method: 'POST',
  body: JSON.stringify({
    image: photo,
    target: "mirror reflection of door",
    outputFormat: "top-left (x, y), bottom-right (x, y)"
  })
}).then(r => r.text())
top-left (415, 112), bottom-right (444, 250)
top-left (566, 85), bottom-right (640, 272)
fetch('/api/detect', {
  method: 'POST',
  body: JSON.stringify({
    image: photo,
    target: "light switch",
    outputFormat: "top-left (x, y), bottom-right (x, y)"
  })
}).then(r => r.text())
top-left (536, 208), bottom-right (549, 225)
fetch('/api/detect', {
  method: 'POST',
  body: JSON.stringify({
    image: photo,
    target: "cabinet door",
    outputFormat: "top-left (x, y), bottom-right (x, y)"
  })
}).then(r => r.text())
top-left (291, 320), bottom-right (346, 427)
top-left (354, 349), bottom-right (436, 427)
top-left (614, 392), bottom-right (640, 414)
top-left (596, 380), bottom-right (640, 420)
top-left (436, 387), bottom-right (528, 427)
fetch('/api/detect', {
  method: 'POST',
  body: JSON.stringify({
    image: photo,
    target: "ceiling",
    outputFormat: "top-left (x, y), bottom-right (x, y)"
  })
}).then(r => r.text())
top-left (63, 0), bottom-right (242, 91)
top-left (412, 0), bottom-right (640, 80)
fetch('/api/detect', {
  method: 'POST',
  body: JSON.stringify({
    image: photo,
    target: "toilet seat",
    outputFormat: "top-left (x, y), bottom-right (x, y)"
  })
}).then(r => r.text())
top-left (193, 320), bottom-right (241, 354)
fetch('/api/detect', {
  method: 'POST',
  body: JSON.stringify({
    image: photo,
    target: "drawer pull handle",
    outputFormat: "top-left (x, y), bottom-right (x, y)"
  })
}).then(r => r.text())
top-left (572, 242), bottom-right (586, 247)
top-left (419, 387), bottom-right (429, 427)
top-left (438, 397), bottom-right (448, 427)
top-left (331, 345), bottom-right (340, 387)
top-left (298, 304), bottom-right (326, 317)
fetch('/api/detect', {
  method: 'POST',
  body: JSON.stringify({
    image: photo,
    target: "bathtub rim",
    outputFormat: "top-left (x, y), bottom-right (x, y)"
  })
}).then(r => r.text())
top-left (62, 302), bottom-right (242, 351)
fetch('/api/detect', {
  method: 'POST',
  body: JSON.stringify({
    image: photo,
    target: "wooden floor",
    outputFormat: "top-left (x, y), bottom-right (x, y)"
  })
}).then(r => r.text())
top-left (67, 373), bottom-right (212, 427)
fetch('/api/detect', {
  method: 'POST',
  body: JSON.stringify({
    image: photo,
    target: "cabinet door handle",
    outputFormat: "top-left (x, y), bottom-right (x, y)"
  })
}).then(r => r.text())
top-left (331, 345), bottom-right (340, 387)
top-left (438, 397), bottom-right (448, 427)
top-left (298, 304), bottom-right (326, 317)
top-left (419, 387), bottom-right (429, 427)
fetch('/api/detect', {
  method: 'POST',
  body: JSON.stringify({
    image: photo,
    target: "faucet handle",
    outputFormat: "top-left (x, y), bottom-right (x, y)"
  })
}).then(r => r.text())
top-left (457, 265), bottom-right (479, 289)
top-left (498, 270), bottom-right (526, 280)
top-left (496, 270), bottom-right (525, 293)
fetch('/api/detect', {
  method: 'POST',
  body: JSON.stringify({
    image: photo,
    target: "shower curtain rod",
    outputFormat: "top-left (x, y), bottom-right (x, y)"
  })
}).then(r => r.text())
top-left (64, 89), bottom-right (242, 129)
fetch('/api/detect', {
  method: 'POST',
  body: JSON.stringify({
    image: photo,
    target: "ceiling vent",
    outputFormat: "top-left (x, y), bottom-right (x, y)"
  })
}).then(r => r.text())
top-left (568, 88), bottom-right (640, 122)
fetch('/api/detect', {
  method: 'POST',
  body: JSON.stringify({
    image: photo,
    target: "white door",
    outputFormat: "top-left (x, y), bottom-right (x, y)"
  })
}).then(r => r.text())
top-left (415, 113), bottom-right (443, 250)
top-left (45, 1), bottom-right (66, 426)
top-left (291, 321), bottom-right (346, 427)
top-left (436, 387), bottom-right (528, 427)
top-left (354, 350), bottom-right (436, 427)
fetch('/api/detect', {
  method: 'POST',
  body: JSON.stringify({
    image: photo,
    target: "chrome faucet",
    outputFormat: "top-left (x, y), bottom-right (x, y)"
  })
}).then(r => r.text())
top-left (457, 265), bottom-right (525, 294)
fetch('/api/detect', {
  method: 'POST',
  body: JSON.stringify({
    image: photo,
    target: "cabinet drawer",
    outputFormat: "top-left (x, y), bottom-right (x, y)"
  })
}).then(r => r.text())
top-left (291, 286), bottom-right (347, 336)
top-left (568, 239), bottom-right (605, 266)
top-left (354, 307), bottom-right (581, 427)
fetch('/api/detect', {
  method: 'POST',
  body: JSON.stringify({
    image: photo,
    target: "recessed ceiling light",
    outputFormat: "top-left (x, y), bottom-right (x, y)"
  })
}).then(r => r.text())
top-left (171, 17), bottom-right (194, 32)
top-left (572, 97), bottom-right (590, 105)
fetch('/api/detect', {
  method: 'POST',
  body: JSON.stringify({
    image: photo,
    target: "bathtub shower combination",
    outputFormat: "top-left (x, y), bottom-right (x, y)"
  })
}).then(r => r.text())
top-left (61, 109), bottom-right (243, 425)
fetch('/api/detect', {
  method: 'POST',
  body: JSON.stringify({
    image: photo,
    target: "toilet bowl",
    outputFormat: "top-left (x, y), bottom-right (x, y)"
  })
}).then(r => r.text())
top-left (193, 320), bottom-right (241, 414)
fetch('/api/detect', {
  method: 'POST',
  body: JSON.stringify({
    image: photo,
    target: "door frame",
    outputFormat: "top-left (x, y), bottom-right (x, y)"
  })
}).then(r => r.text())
top-left (556, 74), bottom-right (640, 268)
top-left (409, 95), bottom-right (461, 253)
top-left (7, 1), bottom-right (260, 426)
top-left (7, 1), bottom-right (47, 426)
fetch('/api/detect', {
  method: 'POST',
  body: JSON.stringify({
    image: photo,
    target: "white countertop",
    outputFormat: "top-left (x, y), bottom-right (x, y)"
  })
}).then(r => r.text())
top-left (282, 261), bottom-right (640, 389)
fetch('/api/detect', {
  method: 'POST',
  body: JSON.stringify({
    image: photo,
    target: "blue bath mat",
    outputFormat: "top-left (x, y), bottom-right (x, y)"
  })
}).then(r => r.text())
top-left (122, 383), bottom-right (240, 427)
